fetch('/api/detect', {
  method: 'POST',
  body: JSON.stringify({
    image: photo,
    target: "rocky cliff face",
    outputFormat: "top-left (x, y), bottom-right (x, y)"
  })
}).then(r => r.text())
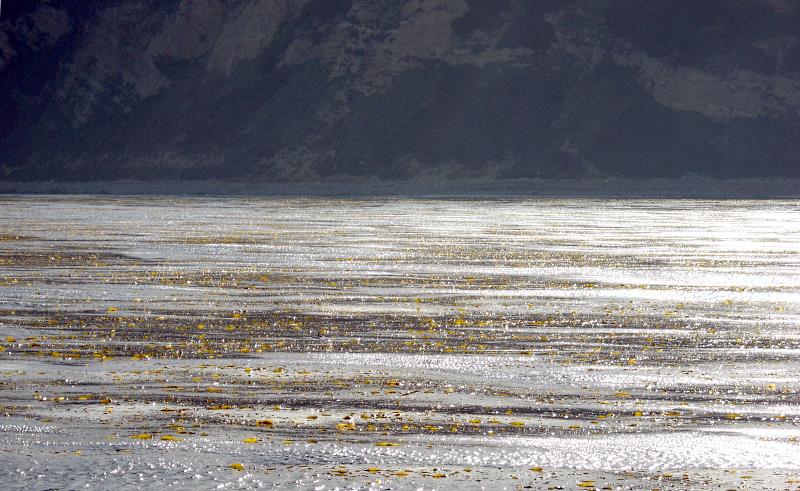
top-left (2, 0), bottom-right (800, 181)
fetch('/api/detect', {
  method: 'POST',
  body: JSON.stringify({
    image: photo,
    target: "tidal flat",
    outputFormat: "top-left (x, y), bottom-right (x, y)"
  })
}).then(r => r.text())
top-left (0, 196), bottom-right (799, 490)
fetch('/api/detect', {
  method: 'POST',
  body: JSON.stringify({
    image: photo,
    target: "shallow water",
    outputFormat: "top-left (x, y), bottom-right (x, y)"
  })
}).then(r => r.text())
top-left (0, 196), bottom-right (799, 489)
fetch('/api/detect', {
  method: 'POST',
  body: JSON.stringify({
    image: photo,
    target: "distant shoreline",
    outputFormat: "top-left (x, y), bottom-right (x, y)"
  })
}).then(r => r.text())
top-left (2, 178), bottom-right (800, 199)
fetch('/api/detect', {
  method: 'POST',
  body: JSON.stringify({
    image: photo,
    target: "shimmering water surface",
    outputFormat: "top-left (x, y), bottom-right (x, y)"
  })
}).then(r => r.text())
top-left (0, 196), bottom-right (799, 490)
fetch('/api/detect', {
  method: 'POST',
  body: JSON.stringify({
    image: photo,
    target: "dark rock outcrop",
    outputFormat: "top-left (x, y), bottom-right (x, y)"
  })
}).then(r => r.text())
top-left (1, 0), bottom-right (799, 181)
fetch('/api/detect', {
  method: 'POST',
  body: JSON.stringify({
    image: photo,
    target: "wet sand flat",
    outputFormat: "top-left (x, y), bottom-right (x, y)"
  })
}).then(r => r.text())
top-left (0, 195), bottom-right (799, 489)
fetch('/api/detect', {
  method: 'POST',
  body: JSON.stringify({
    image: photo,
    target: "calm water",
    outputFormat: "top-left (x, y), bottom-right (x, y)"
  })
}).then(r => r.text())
top-left (0, 196), bottom-right (799, 489)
